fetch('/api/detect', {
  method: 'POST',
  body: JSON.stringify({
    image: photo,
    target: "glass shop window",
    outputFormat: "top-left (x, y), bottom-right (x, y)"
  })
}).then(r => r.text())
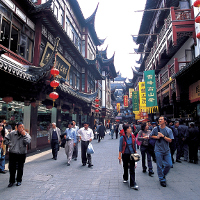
top-left (10, 25), bottom-right (19, 54)
top-left (0, 17), bottom-right (10, 48)
top-left (82, 74), bottom-right (85, 92)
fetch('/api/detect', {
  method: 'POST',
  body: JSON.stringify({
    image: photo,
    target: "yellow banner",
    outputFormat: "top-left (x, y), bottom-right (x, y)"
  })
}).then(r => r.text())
top-left (139, 82), bottom-right (146, 112)
top-left (129, 88), bottom-right (134, 98)
top-left (117, 103), bottom-right (120, 113)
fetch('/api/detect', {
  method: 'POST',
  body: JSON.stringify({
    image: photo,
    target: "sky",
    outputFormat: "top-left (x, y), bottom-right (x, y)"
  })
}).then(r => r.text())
top-left (77, 0), bottom-right (147, 80)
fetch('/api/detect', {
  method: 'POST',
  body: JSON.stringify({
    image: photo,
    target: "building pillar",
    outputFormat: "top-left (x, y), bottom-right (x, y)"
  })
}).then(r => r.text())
top-left (51, 107), bottom-right (57, 123)
top-left (57, 106), bottom-right (61, 128)
top-left (30, 105), bottom-right (38, 150)
top-left (23, 105), bottom-right (31, 133)
top-left (102, 71), bottom-right (106, 108)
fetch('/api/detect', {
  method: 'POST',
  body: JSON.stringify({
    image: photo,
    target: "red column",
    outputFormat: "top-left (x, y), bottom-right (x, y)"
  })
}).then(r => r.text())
top-left (33, 20), bottom-right (42, 66)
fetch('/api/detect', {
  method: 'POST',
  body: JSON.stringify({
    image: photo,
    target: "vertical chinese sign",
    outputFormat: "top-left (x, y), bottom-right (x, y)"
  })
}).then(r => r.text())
top-left (132, 91), bottom-right (140, 120)
top-left (117, 103), bottom-right (120, 113)
top-left (144, 70), bottom-right (158, 113)
top-left (124, 95), bottom-right (128, 107)
top-left (139, 82), bottom-right (147, 119)
top-left (132, 91), bottom-right (139, 112)
top-left (129, 88), bottom-right (134, 98)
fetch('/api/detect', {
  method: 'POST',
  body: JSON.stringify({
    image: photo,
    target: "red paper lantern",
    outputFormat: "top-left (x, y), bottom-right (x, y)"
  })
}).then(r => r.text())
top-left (197, 32), bottom-right (200, 39)
top-left (50, 68), bottom-right (59, 76)
top-left (50, 80), bottom-right (59, 89)
top-left (95, 98), bottom-right (99, 103)
top-left (2, 97), bottom-right (13, 104)
top-left (49, 92), bottom-right (59, 101)
top-left (195, 16), bottom-right (200, 23)
top-left (194, 0), bottom-right (200, 7)
top-left (95, 104), bottom-right (99, 108)
top-left (95, 109), bottom-right (99, 112)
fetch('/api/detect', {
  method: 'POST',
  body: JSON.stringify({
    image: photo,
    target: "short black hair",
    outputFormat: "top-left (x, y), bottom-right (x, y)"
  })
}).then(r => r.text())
top-left (83, 122), bottom-right (89, 125)
top-left (72, 120), bottom-right (76, 123)
top-left (141, 123), bottom-right (147, 131)
top-left (68, 122), bottom-right (73, 125)
top-left (16, 122), bottom-right (23, 127)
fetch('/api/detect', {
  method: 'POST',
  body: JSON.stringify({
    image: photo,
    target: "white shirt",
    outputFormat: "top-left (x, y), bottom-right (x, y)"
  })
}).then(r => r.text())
top-left (78, 127), bottom-right (94, 141)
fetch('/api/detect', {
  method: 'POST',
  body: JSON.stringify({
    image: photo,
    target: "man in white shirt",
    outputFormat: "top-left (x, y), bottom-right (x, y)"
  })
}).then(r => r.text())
top-left (78, 122), bottom-right (94, 167)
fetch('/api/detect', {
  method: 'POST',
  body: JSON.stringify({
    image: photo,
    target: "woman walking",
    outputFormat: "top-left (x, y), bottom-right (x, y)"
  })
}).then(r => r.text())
top-left (118, 124), bottom-right (138, 190)
top-left (137, 123), bottom-right (154, 176)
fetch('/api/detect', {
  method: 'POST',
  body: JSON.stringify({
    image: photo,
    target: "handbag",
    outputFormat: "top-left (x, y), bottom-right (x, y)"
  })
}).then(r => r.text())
top-left (87, 143), bottom-right (95, 154)
top-left (60, 138), bottom-right (66, 148)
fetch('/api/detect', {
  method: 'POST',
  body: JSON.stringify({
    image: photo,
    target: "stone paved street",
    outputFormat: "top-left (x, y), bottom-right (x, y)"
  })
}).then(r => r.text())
top-left (0, 133), bottom-right (200, 200)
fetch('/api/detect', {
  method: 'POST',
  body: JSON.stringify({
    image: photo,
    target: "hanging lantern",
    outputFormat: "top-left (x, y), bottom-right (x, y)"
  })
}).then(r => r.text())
top-left (95, 104), bottom-right (99, 108)
top-left (49, 92), bottom-right (59, 101)
top-left (2, 97), bottom-right (13, 104)
top-left (197, 32), bottom-right (200, 39)
top-left (95, 109), bottom-right (99, 113)
top-left (194, 0), bottom-right (200, 7)
top-left (95, 98), bottom-right (99, 103)
top-left (50, 80), bottom-right (59, 89)
top-left (50, 68), bottom-right (59, 76)
top-left (195, 16), bottom-right (200, 23)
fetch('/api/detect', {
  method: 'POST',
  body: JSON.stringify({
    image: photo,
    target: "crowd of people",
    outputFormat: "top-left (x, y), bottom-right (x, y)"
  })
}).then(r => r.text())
top-left (0, 117), bottom-right (199, 190)
top-left (118, 116), bottom-right (200, 190)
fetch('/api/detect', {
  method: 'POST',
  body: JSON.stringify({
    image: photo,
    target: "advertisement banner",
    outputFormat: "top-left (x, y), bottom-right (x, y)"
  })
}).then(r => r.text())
top-left (132, 91), bottom-right (139, 112)
top-left (144, 70), bottom-right (158, 107)
top-left (124, 95), bottom-right (128, 107)
top-left (129, 88), bottom-right (134, 98)
top-left (117, 103), bottom-right (120, 113)
top-left (139, 82), bottom-right (146, 112)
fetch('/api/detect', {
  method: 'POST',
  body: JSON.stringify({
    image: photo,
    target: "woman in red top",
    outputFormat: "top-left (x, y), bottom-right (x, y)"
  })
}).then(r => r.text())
top-left (118, 124), bottom-right (138, 190)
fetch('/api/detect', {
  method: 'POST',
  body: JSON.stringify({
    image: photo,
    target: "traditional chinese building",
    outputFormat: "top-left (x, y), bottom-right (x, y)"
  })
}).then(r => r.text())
top-left (0, 0), bottom-right (116, 150)
top-left (133, 0), bottom-right (198, 122)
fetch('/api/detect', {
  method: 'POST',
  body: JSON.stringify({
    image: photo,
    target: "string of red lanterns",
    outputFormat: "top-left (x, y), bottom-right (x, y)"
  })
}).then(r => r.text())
top-left (194, 1), bottom-right (200, 39)
top-left (95, 97), bottom-right (99, 113)
top-left (49, 54), bottom-right (59, 106)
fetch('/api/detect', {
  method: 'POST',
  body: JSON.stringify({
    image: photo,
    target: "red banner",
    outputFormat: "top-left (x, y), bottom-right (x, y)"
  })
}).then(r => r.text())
top-left (124, 95), bottom-right (128, 107)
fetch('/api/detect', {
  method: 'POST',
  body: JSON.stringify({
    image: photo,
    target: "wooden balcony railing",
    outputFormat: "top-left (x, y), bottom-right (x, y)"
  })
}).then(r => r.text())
top-left (145, 7), bottom-right (195, 71)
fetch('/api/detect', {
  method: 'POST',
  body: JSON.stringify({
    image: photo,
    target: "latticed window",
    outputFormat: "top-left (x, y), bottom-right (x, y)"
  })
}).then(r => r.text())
top-left (161, 71), bottom-right (168, 84)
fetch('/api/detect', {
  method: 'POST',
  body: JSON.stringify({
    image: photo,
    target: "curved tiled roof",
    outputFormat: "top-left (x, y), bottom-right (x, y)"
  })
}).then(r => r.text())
top-left (0, 37), bottom-right (59, 82)
top-left (58, 84), bottom-right (98, 103)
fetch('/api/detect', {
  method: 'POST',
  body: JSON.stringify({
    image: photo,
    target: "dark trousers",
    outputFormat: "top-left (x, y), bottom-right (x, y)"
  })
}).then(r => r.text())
top-left (189, 143), bottom-right (198, 162)
top-left (51, 139), bottom-right (59, 159)
top-left (72, 139), bottom-right (78, 159)
top-left (81, 141), bottom-right (91, 165)
top-left (176, 140), bottom-right (183, 160)
top-left (169, 140), bottom-right (176, 163)
top-left (98, 134), bottom-right (101, 142)
top-left (140, 145), bottom-right (153, 172)
top-left (9, 152), bottom-right (26, 183)
top-left (122, 153), bottom-right (136, 187)
top-left (115, 131), bottom-right (118, 139)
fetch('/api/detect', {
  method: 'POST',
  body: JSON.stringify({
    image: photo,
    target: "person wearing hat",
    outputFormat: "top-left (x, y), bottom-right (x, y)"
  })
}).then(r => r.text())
top-left (63, 122), bottom-right (77, 166)
top-left (48, 122), bottom-right (61, 160)
top-left (78, 122), bottom-right (94, 167)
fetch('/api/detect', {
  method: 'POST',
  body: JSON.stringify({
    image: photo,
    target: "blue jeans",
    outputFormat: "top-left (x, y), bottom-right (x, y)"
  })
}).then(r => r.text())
top-left (0, 155), bottom-right (5, 171)
top-left (111, 129), bottom-right (114, 139)
top-left (155, 151), bottom-right (172, 182)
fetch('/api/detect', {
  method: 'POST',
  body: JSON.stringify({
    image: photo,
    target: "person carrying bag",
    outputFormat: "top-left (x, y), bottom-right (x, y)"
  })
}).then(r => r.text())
top-left (118, 124), bottom-right (139, 190)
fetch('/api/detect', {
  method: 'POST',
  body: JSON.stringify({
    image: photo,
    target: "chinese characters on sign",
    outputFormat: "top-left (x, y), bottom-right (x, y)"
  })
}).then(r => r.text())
top-left (40, 42), bottom-right (71, 79)
top-left (132, 91), bottom-right (139, 112)
top-left (139, 82), bottom-right (146, 112)
top-left (129, 88), bottom-right (134, 98)
top-left (124, 95), bottom-right (128, 107)
top-left (117, 103), bottom-right (120, 113)
top-left (144, 70), bottom-right (158, 108)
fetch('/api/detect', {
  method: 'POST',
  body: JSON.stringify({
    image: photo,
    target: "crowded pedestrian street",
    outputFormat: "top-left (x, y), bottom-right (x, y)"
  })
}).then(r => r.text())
top-left (0, 132), bottom-right (200, 200)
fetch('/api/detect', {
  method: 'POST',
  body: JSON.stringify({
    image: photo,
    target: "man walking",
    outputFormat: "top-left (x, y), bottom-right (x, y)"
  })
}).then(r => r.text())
top-left (72, 120), bottom-right (79, 161)
top-left (4, 122), bottom-right (31, 187)
top-left (97, 122), bottom-right (106, 143)
top-left (48, 122), bottom-right (61, 160)
top-left (110, 122), bottom-right (115, 139)
top-left (150, 116), bottom-right (174, 187)
top-left (64, 122), bottom-right (77, 166)
top-left (78, 122), bottom-right (94, 167)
